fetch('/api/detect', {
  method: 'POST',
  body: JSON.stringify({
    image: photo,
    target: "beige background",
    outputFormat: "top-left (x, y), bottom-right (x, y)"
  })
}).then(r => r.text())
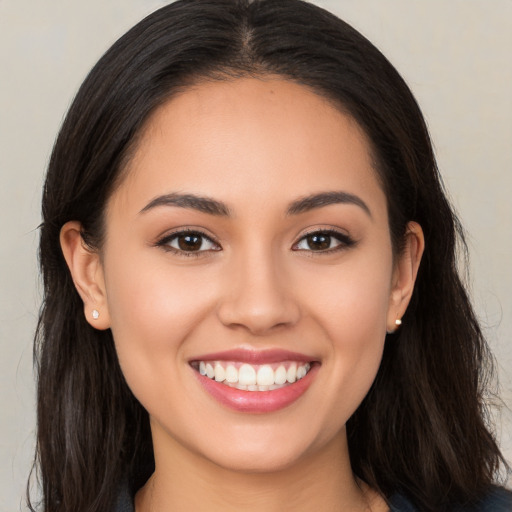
top-left (1, 0), bottom-right (510, 510)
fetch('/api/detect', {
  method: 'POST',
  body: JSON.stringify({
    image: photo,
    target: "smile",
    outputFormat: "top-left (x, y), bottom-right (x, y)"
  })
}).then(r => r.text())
top-left (190, 350), bottom-right (318, 413)
top-left (192, 360), bottom-right (312, 391)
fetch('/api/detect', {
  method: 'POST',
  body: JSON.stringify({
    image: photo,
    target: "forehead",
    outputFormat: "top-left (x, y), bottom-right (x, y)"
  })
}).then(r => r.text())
top-left (109, 77), bottom-right (385, 219)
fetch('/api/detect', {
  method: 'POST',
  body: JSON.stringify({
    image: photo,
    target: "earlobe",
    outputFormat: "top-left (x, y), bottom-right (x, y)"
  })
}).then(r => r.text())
top-left (60, 221), bottom-right (111, 330)
top-left (387, 221), bottom-right (424, 333)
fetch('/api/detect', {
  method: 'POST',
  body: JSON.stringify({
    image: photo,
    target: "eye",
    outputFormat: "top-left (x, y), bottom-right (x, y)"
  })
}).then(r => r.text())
top-left (293, 230), bottom-right (355, 252)
top-left (157, 230), bottom-right (220, 254)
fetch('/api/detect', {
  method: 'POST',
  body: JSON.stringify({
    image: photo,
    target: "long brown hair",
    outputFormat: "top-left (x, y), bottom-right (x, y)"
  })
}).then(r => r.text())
top-left (30, 1), bottom-right (508, 510)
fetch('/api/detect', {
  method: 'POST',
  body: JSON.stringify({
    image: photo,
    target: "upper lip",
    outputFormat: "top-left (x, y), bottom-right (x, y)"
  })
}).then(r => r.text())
top-left (189, 348), bottom-right (317, 365)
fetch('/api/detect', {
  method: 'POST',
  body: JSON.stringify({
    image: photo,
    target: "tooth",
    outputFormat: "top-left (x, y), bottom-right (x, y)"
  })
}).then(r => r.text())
top-left (269, 384), bottom-right (288, 390)
top-left (225, 364), bottom-right (238, 383)
top-left (214, 363), bottom-right (226, 382)
top-left (201, 360), bottom-right (310, 389)
top-left (286, 363), bottom-right (297, 383)
top-left (256, 365), bottom-right (275, 386)
top-left (205, 363), bottom-right (214, 379)
top-left (274, 365), bottom-right (287, 385)
top-left (238, 364), bottom-right (256, 386)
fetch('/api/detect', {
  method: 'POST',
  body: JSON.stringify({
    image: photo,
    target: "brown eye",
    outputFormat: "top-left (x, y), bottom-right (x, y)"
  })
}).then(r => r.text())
top-left (162, 231), bottom-right (219, 253)
top-left (177, 233), bottom-right (203, 251)
top-left (306, 233), bottom-right (331, 251)
top-left (294, 230), bottom-right (355, 252)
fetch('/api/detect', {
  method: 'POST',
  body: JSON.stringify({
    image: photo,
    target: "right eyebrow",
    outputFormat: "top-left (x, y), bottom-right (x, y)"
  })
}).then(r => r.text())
top-left (286, 191), bottom-right (372, 218)
top-left (139, 193), bottom-right (231, 216)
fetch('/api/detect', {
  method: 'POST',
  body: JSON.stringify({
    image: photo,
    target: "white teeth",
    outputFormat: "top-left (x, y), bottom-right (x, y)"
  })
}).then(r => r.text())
top-left (196, 360), bottom-right (312, 389)
top-left (205, 363), bottom-right (214, 379)
top-left (274, 365), bottom-right (287, 385)
top-left (225, 364), bottom-right (238, 383)
top-left (238, 364), bottom-right (257, 386)
top-left (286, 363), bottom-right (297, 383)
top-left (214, 363), bottom-right (225, 382)
top-left (256, 365), bottom-right (275, 386)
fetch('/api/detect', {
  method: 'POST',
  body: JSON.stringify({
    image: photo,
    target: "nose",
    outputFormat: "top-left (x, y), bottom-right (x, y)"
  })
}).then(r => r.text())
top-left (216, 249), bottom-right (300, 335)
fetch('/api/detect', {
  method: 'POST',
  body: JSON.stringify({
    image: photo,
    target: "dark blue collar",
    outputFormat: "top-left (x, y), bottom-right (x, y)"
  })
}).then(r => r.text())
top-left (389, 493), bottom-right (418, 511)
top-left (389, 487), bottom-right (512, 511)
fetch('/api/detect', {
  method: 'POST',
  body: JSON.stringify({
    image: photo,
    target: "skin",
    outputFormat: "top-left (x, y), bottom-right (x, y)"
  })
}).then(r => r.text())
top-left (61, 77), bottom-right (424, 511)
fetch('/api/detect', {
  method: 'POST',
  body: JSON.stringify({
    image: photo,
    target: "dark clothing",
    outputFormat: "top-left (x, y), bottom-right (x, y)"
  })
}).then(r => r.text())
top-left (388, 488), bottom-right (512, 511)
top-left (116, 484), bottom-right (512, 511)
top-left (115, 484), bottom-right (133, 512)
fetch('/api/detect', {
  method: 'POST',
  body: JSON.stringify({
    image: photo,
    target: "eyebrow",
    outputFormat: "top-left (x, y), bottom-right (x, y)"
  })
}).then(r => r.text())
top-left (139, 190), bottom-right (371, 218)
top-left (286, 191), bottom-right (372, 218)
top-left (139, 193), bottom-right (231, 216)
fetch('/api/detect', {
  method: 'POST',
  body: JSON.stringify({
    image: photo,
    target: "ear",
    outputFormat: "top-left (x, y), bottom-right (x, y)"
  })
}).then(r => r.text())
top-left (387, 221), bottom-right (424, 333)
top-left (60, 221), bottom-right (111, 330)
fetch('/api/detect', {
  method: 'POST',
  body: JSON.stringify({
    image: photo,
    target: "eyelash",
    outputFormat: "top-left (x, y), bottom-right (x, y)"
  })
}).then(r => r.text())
top-left (155, 228), bottom-right (356, 257)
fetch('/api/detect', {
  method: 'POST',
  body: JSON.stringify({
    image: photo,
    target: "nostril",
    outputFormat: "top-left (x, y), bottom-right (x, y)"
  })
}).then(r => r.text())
top-left (216, 296), bottom-right (300, 334)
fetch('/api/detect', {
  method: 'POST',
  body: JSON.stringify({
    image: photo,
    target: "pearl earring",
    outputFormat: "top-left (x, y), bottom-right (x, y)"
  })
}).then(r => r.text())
top-left (387, 318), bottom-right (402, 334)
top-left (92, 309), bottom-right (100, 320)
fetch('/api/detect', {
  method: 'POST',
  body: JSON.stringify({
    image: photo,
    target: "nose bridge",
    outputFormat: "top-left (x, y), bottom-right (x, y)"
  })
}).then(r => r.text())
top-left (217, 240), bottom-right (299, 334)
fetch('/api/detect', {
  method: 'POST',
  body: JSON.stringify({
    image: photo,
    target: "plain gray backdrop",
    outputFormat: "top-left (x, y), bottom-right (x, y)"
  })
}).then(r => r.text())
top-left (1, 1), bottom-right (511, 510)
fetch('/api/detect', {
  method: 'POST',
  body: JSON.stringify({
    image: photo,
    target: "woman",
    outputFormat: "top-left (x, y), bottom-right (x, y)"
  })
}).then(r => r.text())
top-left (30, 0), bottom-right (511, 511)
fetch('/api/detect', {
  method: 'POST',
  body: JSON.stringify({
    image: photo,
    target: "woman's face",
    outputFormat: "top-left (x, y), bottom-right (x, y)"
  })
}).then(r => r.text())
top-left (97, 78), bottom-right (413, 472)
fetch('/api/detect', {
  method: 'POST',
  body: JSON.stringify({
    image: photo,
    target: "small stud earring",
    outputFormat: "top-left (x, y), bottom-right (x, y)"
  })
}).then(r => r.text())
top-left (92, 309), bottom-right (100, 320)
top-left (395, 318), bottom-right (402, 326)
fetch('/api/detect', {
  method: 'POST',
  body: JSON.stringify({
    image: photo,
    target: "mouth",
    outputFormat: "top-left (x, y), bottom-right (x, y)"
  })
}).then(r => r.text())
top-left (190, 360), bottom-right (312, 391)
top-left (189, 350), bottom-right (319, 413)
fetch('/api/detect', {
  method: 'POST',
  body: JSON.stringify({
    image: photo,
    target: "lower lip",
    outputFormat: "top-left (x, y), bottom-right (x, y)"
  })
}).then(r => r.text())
top-left (193, 364), bottom-right (318, 414)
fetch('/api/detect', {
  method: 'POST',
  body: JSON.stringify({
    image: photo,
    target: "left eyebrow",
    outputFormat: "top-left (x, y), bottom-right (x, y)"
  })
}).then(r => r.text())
top-left (139, 193), bottom-right (231, 216)
top-left (286, 191), bottom-right (372, 218)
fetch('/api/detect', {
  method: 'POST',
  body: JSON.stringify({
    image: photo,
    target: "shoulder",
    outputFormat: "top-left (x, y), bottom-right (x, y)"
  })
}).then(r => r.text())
top-left (470, 487), bottom-right (512, 511)
top-left (389, 487), bottom-right (512, 511)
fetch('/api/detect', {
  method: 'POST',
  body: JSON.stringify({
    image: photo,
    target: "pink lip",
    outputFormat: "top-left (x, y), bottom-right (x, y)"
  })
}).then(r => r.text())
top-left (190, 348), bottom-right (315, 365)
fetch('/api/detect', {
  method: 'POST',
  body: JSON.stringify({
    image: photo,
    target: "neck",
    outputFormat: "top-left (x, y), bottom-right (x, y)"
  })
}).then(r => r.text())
top-left (136, 420), bottom-right (385, 512)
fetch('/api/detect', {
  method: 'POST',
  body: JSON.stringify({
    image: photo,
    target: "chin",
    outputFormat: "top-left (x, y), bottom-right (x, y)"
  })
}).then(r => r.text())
top-left (186, 419), bottom-right (344, 475)
top-left (203, 444), bottom-right (312, 474)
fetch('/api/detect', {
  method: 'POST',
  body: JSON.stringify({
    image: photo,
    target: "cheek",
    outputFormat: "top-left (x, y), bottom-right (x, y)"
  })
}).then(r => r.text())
top-left (330, 259), bottom-right (391, 358)
top-left (300, 244), bottom-right (393, 339)
top-left (298, 248), bottom-right (392, 414)
top-left (102, 249), bottom-right (218, 395)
